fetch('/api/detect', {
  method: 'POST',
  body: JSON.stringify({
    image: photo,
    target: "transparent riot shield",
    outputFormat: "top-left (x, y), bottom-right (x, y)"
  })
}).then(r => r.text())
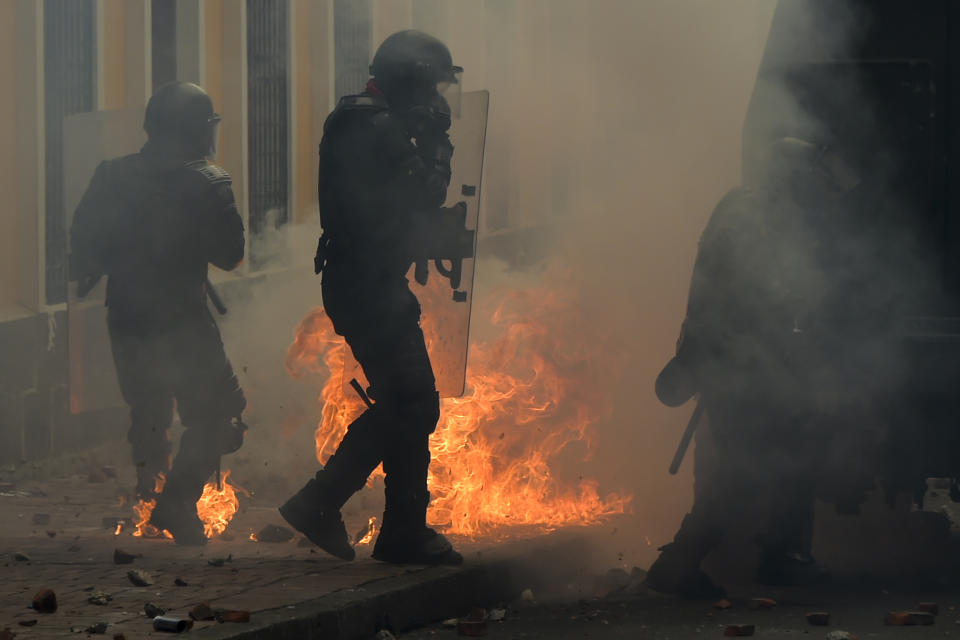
top-left (344, 90), bottom-right (490, 398)
top-left (65, 108), bottom-right (145, 414)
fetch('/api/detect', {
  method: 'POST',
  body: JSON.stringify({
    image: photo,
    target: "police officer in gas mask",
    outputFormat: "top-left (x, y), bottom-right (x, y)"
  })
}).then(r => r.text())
top-left (279, 30), bottom-right (466, 565)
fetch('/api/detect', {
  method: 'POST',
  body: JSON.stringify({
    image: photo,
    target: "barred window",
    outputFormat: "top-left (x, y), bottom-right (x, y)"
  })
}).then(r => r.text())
top-left (44, 0), bottom-right (95, 305)
top-left (247, 0), bottom-right (290, 269)
top-left (334, 0), bottom-right (372, 100)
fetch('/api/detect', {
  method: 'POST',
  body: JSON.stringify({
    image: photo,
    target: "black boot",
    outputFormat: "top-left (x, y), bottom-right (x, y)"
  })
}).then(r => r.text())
top-left (150, 496), bottom-right (207, 546)
top-left (279, 410), bottom-right (384, 561)
top-left (756, 550), bottom-right (829, 586)
top-left (279, 475), bottom-right (355, 561)
top-left (153, 428), bottom-right (219, 546)
top-left (643, 514), bottom-right (725, 599)
top-left (644, 542), bottom-right (725, 599)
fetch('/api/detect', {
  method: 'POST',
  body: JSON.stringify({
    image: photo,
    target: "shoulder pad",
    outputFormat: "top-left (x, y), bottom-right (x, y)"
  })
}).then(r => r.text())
top-left (186, 160), bottom-right (232, 185)
top-left (324, 93), bottom-right (392, 134)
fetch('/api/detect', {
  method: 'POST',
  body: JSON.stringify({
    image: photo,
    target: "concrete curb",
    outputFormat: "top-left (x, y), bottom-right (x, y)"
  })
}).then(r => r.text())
top-left (189, 530), bottom-right (589, 640)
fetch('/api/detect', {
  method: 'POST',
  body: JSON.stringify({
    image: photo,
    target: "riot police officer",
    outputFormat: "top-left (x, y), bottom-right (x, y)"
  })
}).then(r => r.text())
top-left (645, 138), bottom-right (862, 597)
top-left (70, 82), bottom-right (247, 546)
top-left (279, 30), bottom-right (465, 565)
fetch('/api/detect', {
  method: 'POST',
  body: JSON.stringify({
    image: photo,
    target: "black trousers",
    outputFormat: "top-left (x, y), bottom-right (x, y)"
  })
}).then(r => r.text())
top-left (108, 308), bottom-right (245, 504)
top-left (319, 266), bottom-right (440, 528)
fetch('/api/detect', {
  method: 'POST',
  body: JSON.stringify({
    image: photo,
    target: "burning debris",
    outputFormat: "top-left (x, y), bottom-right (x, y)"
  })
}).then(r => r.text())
top-left (286, 278), bottom-right (631, 537)
top-left (132, 470), bottom-right (244, 541)
top-left (354, 516), bottom-right (378, 546)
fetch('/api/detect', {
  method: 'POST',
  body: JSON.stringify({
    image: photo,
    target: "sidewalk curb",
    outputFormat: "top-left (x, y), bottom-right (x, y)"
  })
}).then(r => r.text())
top-left (190, 530), bottom-right (589, 640)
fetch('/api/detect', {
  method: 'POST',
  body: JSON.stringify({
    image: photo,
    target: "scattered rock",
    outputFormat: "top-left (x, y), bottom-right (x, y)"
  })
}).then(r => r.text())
top-left (750, 598), bottom-right (777, 610)
top-left (918, 602), bottom-right (939, 615)
top-left (488, 608), bottom-right (506, 622)
top-left (144, 603), bottom-right (166, 618)
top-left (458, 608), bottom-right (487, 637)
top-left (31, 588), bottom-right (57, 613)
top-left (189, 602), bottom-right (216, 621)
top-left (216, 609), bottom-right (251, 623)
top-left (885, 611), bottom-right (934, 626)
top-left (17, 620), bottom-right (37, 627)
top-left (806, 612), bottom-right (830, 626)
top-left (207, 555), bottom-right (233, 567)
top-left (714, 599), bottom-right (733, 610)
top-left (113, 548), bottom-right (139, 565)
top-left (31, 513), bottom-right (50, 525)
top-left (254, 524), bottom-right (295, 543)
top-left (520, 588), bottom-right (535, 602)
top-left (126, 569), bottom-right (153, 587)
top-left (13, 552), bottom-right (30, 562)
top-left (87, 591), bottom-right (113, 606)
top-left (723, 624), bottom-right (755, 637)
top-left (45, 530), bottom-right (56, 538)
top-left (442, 619), bottom-right (458, 628)
top-left (373, 631), bottom-right (395, 640)
top-left (174, 577), bottom-right (189, 587)
top-left (85, 622), bottom-right (108, 635)
top-left (826, 632), bottom-right (858, 640)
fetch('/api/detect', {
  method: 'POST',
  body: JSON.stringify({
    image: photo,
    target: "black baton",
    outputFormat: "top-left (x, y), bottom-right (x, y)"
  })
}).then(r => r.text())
top-left (669, 400), bottom-right (705, 475)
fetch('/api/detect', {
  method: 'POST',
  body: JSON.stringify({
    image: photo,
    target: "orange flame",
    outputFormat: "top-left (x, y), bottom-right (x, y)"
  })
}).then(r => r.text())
top-left (196, 470), bottom-right (243, 538)
top-left (133, 473), bottom-right (172, 539)
top-left (132, 470), bottom-right (245, 540)
top-left (356, 516), bottom-right (378, 546)
top-left (287, 275), bottom-right (631, 537)
top-left (114, 522), bottom-right (122, 536)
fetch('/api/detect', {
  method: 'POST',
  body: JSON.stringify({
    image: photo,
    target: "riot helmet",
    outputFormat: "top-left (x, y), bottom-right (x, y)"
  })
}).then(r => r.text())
top-left (144, 82), bottom-right (222, 159)
top-left (370, 30), bottom-right (463, 116)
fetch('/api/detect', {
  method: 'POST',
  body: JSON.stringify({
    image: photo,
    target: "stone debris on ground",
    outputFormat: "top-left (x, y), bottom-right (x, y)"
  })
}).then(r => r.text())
top-left (30, 588), bottom-right (56, 613)
top-left (16, 621), bottom-right (36, 628)
top-left (825, 632), bottom-right (858, 640)
top-left (749, 598), bottom-right (776, 610)
top-left (13, 551), bottom-right (29, 562)
top-left (723, 623), bottom-right (755, 637)
top-left (254, 524), bottom-right (295, 543)
top-left (144, 602), bottom-right (166, 617)
top-left (373, 630), bottom-right (396, 640)
top-left (85, 621), bottom-right (109, 634)
top-left (87, 590), bottom-right (113, 605)
top-left (126, 568), bottom-right (153, 586)
top-left (113, 548), bottom-right (139, 564)
top-left (520, 588), bottom-right (535, 602)
top-left (806, 611), bottom-right (830, 625)
top-left (884, 611), bottom-right (935, 625)
top-left (189, 602), bottom-right (216, 621)
top-left (918, 601), bottom-right (939, 614)
top-left (488, 608), bottom-right (507, 622)
top-left (458, 607), bottom-right (488, 637)
top-left (173, 577), bottom-right (188, 586)
top-left (714, 599), bottom-right (733, 610)
top-left (216, 609), bottom-right (251, 623)
top-left (207, 554), bottom-right (233, 567)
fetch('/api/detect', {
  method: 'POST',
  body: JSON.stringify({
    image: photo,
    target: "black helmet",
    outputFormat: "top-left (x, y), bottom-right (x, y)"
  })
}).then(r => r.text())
top-left (144, 82), bottom-right (221, 158)
top-left (369, 30), bottom-right (462, 111)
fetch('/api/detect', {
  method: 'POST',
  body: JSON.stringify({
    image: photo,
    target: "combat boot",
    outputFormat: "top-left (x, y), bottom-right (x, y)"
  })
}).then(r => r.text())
top-left (150, 497), bottom-right (207, 546)
top-left (644, 542), bottom-right (726, 599)
top-left (371, 489), bottom-right (462, 565)
top-left (756, 550), bottom-right (830, 586)
top-left (279, 475), bottom-right (355, 561)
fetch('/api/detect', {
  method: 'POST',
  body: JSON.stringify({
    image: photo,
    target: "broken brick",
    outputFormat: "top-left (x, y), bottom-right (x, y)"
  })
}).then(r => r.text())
top-left (885, 611), bottom-right (934, 626)
top-left (749, 598), bottom-right (776, 610)
top-left (806, 612), bottom-right (830, 626)
top-left (189, 602), bottom-right (216, 621)
top-left (714, 599), bottom-right (733, 610)
top-left (31, 589), bottom-right (56, 613)
top-left (216, 609), bottom-right (251, 623)
top-left (723, 624), bottom-right (755, 637)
